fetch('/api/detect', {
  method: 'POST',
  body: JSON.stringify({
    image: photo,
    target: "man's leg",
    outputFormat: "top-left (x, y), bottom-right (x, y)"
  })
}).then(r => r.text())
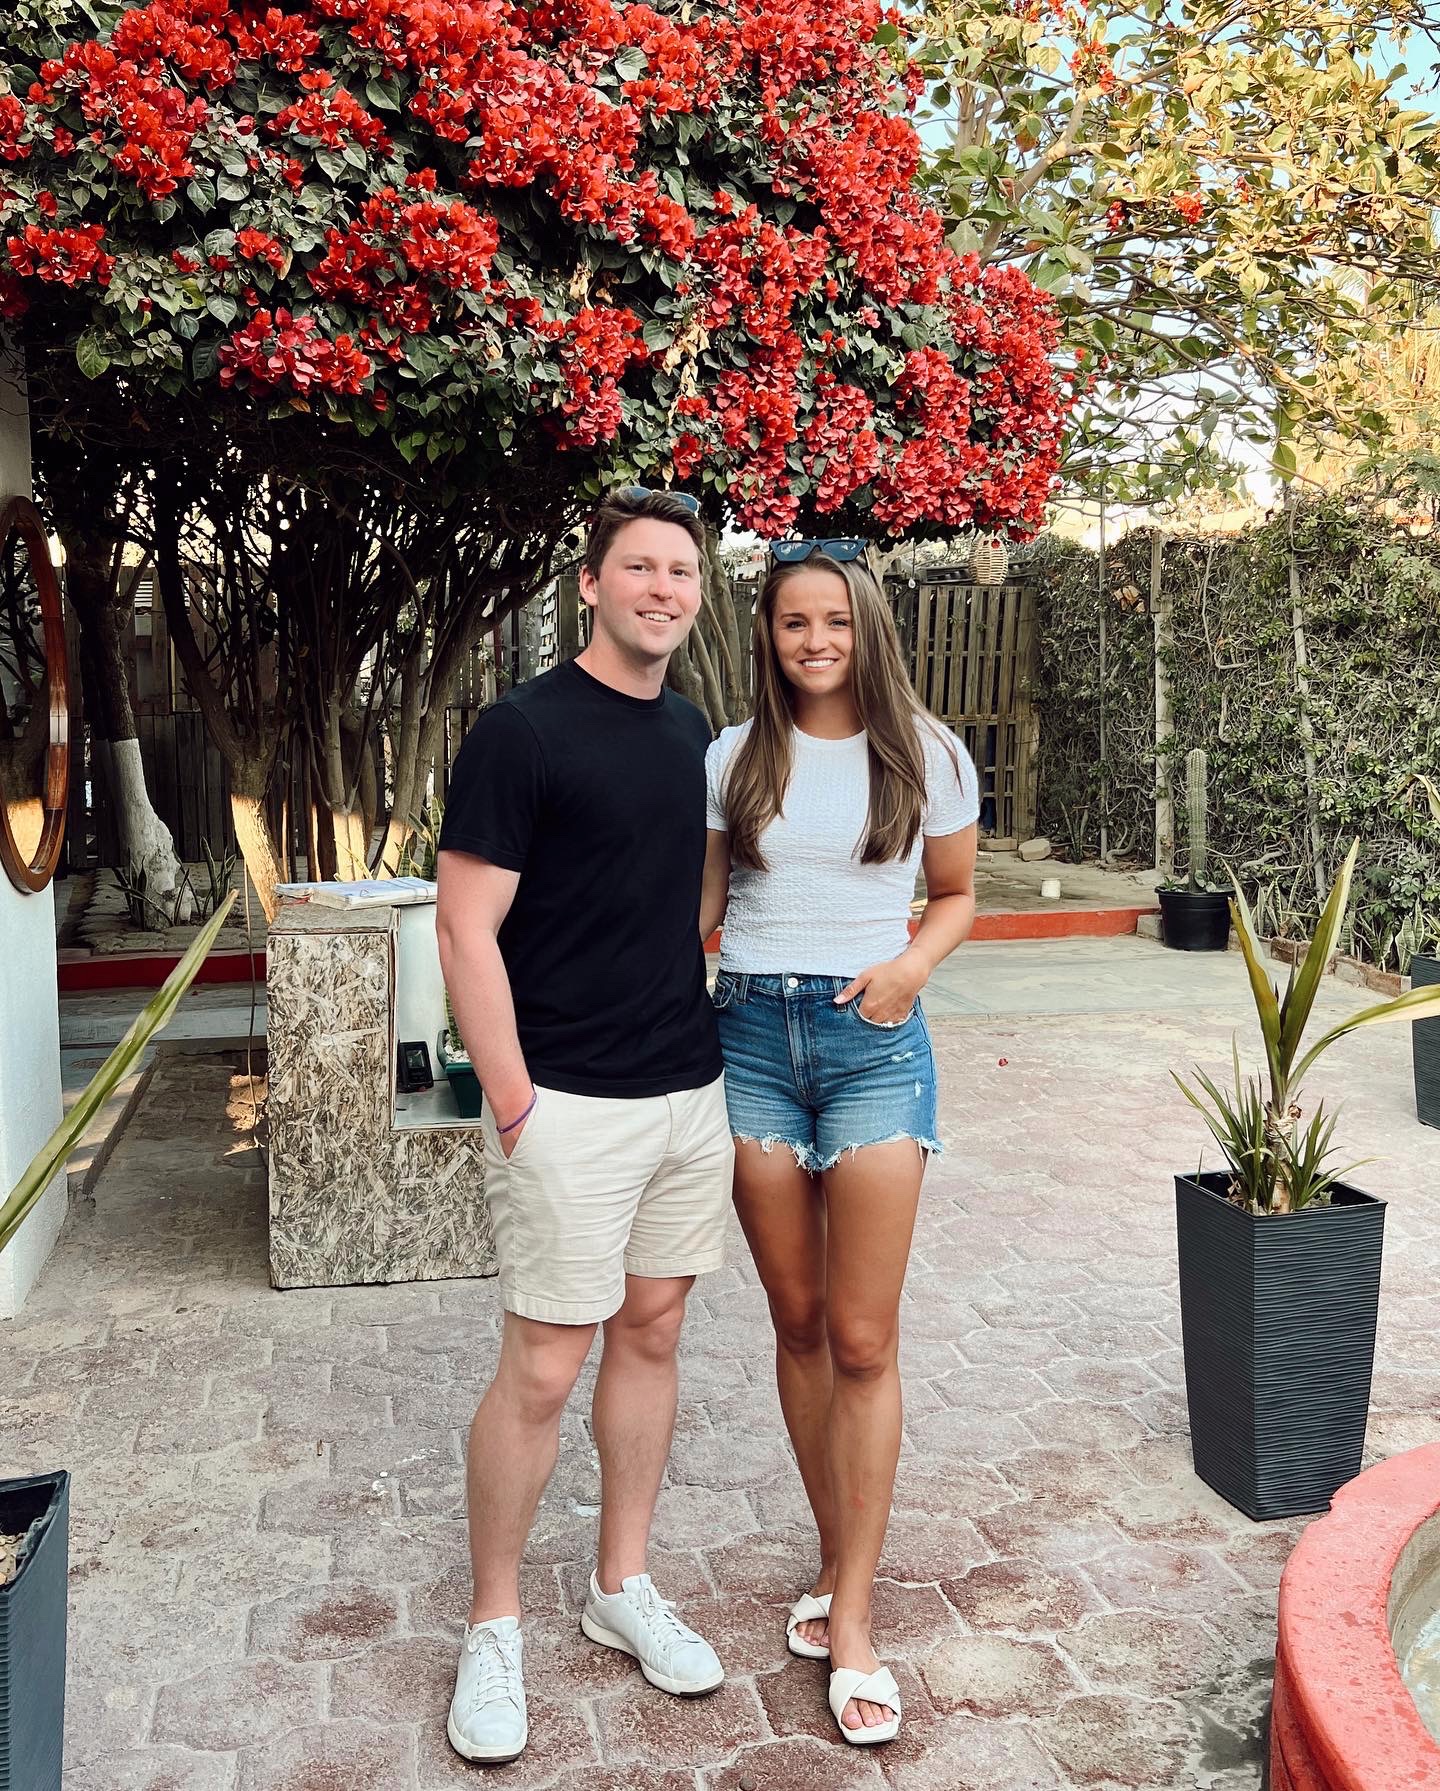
top-left (591, 1272), bottom-right (692, 1591)
top-left (467, 1310), bottom-right (598, 1623)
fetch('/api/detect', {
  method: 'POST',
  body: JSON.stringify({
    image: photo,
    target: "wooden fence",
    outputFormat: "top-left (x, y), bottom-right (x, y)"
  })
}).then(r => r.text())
top-left (894, 575), bottom-right (1038, 843)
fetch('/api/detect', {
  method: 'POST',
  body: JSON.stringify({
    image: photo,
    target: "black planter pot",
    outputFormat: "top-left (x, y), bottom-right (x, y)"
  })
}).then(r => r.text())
top-left (1174, 1173), bottom-right (1384, 1521)
top-left (0, 1470), bottom-right (69, 1791)
top-left (1158, 886), bottom-right (1231, 952)
top-left (1412, 954), bottom-right (1440, 1129)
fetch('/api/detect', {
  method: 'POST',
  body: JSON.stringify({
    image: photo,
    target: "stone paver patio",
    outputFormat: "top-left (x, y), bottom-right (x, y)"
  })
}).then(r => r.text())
top-left (5, 936), bottom-right (1439, 1791)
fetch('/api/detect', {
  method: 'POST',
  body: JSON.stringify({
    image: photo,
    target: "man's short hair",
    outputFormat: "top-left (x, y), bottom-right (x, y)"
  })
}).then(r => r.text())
top-left (583, 488), bottom-right (707, 581)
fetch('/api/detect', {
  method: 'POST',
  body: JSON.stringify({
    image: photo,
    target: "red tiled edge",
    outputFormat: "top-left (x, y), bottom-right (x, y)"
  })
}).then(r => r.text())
top-left (967, 905), bottom-right (1155, 941)
top-left (1271, 1443), bottom-right (1440, 1791)
top-left (60, 904), bottom-right (1158, 990)
top-left (57, 947), bottom-right (266, 993)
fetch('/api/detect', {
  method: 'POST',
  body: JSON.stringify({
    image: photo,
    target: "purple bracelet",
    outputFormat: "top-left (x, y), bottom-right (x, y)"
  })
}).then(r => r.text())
top-left (497, 1090), bottom-right (537, 1135)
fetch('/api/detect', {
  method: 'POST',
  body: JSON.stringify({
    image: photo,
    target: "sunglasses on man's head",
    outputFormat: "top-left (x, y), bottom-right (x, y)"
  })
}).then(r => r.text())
top-left (769, 538), bottom-right (869, 564)
top-left (614, 484), bottom-right (701, 516)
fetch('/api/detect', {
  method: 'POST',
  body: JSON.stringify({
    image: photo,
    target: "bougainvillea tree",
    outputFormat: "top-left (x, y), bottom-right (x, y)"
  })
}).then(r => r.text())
top-left (0, 0), bottom-right (1071, 908)
top-left (0, 0), bottom-right (1069, 536)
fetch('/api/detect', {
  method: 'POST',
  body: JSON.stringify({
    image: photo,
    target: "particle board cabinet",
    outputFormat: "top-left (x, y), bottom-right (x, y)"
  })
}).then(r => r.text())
top-left (266, 897), bottom-right (494, 1288)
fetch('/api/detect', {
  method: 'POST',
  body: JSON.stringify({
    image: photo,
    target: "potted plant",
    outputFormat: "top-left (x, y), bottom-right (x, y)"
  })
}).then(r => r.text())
top-left (0, 1471), bottom-right (69, 1791)
top-left (1172, 842), bottom-right (1440, 1520)
top-left (0, 896), bottom-right (236, 1790)
top-left (437, 991), bottom-right (482, 1120)
top-left (1158, 748), bottom-right (1231, 951)
top-left (1396, 903), bottom-right (1440, 1128)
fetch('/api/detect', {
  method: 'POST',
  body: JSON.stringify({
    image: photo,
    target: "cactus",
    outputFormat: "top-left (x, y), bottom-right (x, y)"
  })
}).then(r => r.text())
top-left (1185, 747), bottom-right (1209, 890)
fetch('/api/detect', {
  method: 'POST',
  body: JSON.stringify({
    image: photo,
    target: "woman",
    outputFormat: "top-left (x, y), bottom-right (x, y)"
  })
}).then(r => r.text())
top-left (699, 542), bottom-right (978, 1747)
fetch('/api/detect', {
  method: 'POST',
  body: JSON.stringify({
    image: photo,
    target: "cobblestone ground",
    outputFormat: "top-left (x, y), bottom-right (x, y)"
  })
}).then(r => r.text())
top-left (4, 972), bottom-right (1439, 1791)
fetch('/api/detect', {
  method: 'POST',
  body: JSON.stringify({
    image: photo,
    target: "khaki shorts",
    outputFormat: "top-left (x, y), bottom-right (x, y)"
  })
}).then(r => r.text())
top-left (479, 1075), bottom-right (732, 1325)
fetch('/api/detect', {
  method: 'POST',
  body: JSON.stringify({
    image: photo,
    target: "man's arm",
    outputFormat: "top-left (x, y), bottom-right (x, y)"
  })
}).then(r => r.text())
top-left (436, 848), bottom-right (534, 1155)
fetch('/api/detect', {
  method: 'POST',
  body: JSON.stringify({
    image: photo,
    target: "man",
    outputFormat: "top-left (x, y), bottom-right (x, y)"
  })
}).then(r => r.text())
top-left (435, 487), bottom-right (731, 1765)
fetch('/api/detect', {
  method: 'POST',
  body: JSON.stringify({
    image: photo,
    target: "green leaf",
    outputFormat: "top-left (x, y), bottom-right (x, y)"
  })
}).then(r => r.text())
top-left (193, 339), bottom-right (220, 380)
top-left (614, 46), bottom-right (647, 80)
top-left (206, 294), bottom-right (239, 325)
top-left (1226, 872), bottom-right (1284, 1099)
top-left (186, 175), bottom-right (217, 213)
top-left (1292, 981), bottom-right (1440, 1091)
top-left (75, 334), bottom-right (111, 380)
top-left (0, 895), bottom-right (237, 1256)
top-left (1276, 839), bottom-right (1358, 1076)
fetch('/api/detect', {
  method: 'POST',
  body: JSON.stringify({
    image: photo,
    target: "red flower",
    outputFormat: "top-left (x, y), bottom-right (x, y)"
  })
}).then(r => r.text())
top-left (5, 222), bottom-right (114, 287)
top-left (235, 227), bottom-right (288, 272)
top-left (218, 306), bottom-right (373, 396)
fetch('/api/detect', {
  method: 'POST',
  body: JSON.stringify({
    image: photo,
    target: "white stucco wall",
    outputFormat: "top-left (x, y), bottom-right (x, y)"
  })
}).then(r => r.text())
top-left (0, 350), bottom-right (66, 1320)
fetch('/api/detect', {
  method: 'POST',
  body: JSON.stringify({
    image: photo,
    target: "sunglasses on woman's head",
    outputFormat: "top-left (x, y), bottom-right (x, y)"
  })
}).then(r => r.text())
top-left (769, 538), bottom-right (869, 563)
top-left (614, 484), bottom-right (701, 515)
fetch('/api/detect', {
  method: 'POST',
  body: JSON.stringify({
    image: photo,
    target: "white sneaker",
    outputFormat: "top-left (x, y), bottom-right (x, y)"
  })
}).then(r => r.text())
top-left (580, 1571), bottom-right (724, 1696)
top-left (447, 1616), bottom-right (527, 1763)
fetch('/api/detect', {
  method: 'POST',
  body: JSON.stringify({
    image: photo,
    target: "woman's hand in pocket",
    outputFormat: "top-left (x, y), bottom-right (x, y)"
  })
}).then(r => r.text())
top-left (834, 956), bottom-right (927, 1025)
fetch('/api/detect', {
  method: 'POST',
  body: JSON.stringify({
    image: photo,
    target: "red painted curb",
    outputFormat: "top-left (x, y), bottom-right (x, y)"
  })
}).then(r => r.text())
top-left (969, 905), bottom-right (1155, 941)
top-left (1271, 1443), bottom-right (1440, 1791)
top-left (57, 948), bottom-right (266, 993)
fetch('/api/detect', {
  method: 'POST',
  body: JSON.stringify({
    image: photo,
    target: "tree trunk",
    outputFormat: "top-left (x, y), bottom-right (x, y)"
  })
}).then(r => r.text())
top-left (666, 637), bottom-right (706, 710)
top-left (230, 761), bottom-right (284, 922)
top-left (688, 624), bottom-right (729, 732)
top-left (154, 479), bottom-right (287, 916)
top-left (702, 532), bottom-right (747, 720)
top-left (1151, 532), bottom-right (1175, 879)
top-left (377, 654), bottom-right (425, 875)
top-left (1288, 543), bottom-right (1326, 911)
top-left (317, 701), bottom-right (370, 881)
top-left (66, 539), bottom-right (191, 907)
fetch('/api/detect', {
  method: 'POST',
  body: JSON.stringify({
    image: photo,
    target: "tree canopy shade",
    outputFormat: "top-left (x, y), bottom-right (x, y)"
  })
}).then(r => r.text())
top-left (910, 0), bottom-right (1440, 497)
top-left (0, 0), bottom-right (1071, 539)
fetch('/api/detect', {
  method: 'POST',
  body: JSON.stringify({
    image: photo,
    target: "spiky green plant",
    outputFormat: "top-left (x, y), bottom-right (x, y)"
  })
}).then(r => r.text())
top-left (1174, 840), bottom-right (1440, 1213)
top-left (199, 838), bottom-right (239, 920)
top-left (1186, 747), bottom-right (1209, 891)
top-left (0, 892), bottom-right (237, 1255)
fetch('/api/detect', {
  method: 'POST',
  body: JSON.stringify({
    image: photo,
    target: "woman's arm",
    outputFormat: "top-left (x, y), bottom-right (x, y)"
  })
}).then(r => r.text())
top-left (834, 824), bottom-right (978, 1022)
top-left (699, 828), bottom-right (731, 941)
top-left (907, 823), bottom-right (979, 974)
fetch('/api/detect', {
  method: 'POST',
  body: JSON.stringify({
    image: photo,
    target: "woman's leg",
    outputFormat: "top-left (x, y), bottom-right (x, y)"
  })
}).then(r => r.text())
top-left (731, 1138), bottom-right (835, 1645)
top-left (822, 1138), bottom-right (925, 1730)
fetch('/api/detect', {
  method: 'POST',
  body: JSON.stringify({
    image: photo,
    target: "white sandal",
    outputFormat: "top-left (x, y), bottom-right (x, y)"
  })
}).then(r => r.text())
top-left (785, 1592), bottom-right (832, 1660)
top-left (828, 1664), bottom-right (902, 1746)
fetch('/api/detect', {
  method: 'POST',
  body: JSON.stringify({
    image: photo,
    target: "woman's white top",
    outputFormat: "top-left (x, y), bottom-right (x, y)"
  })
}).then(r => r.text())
top-left (705, 718), bottom-right (980, 975)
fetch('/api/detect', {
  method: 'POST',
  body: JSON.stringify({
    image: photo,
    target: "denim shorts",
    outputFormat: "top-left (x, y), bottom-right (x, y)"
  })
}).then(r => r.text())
top-left (712, 972), bottom-right (941, 1172)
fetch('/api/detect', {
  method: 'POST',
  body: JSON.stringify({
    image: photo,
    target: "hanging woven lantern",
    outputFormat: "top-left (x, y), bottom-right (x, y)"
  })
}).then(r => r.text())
top-left (969, 534), bottom-right (1009, 586)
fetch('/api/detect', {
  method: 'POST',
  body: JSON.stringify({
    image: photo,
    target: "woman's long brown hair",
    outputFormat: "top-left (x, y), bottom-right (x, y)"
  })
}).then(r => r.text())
top-left (724, 552), bottom-right (960, 871)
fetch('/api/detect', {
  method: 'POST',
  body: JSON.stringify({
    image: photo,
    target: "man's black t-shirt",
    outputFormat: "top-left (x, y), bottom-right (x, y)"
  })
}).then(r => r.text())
top-left (438, 657), bottom-right (722, 1098)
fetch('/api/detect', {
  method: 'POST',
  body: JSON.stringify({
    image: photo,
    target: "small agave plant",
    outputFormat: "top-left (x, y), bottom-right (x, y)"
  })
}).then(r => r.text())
top-left (1175, 840), bottom-right (1440, 1214)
